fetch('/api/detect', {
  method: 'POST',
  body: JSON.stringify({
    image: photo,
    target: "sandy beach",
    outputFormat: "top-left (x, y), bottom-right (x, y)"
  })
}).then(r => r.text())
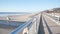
top-left (0, 14), bottom-right (34, 22)
top-left (0, 13), bottom-right (40, 34)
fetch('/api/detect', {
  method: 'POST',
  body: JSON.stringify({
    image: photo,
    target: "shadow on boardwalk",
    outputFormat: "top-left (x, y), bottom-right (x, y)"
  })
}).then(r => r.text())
top-left (43, 16), bottom-right (53, 34)
top-left (38, 15), bottom-right (45, 34)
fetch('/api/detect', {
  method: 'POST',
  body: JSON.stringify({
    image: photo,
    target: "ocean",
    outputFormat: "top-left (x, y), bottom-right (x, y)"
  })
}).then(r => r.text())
top-left (0, 12), bottom-right (31, 16)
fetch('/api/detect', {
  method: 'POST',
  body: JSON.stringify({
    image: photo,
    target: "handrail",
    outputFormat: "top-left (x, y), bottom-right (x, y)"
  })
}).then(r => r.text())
top-left (10, 17), bottom-right (35, 34)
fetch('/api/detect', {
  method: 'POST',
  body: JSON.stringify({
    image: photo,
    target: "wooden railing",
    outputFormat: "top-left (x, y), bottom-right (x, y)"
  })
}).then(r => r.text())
top-left (10, 17), bottom-right (39, 34)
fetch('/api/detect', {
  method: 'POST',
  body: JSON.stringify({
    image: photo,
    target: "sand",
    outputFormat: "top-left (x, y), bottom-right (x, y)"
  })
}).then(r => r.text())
top-left (0, 14), bottom-right (35, 34)
top-left (0, 14), bottom-right (34, 22)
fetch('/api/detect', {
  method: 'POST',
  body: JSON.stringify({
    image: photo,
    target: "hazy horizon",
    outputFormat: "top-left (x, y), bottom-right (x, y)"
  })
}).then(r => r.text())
top-left (0, 0), bottom-right (60, 13)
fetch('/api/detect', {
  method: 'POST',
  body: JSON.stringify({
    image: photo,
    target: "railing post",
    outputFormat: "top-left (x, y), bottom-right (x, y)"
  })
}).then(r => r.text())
top-left (23, 27), bottom-right (28, 34)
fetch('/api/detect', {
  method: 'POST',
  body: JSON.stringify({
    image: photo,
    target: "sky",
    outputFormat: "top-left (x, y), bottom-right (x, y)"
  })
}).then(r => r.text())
top-left (0, 0), bottom-right (60, 13)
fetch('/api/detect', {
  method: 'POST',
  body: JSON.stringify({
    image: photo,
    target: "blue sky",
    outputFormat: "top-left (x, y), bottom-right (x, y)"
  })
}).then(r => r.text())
top-left (0, 0), bottom-right (60, 13)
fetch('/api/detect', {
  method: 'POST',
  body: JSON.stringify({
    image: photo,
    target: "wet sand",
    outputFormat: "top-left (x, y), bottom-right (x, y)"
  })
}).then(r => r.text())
top-left (0, 24), bottom-right (18, 34)
top-left (0, 20), bottom-right (25, 34)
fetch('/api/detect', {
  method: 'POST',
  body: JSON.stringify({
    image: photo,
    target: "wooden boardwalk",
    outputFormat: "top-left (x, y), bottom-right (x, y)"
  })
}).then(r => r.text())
top-left (38, 14), bottom-right (60, 34)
